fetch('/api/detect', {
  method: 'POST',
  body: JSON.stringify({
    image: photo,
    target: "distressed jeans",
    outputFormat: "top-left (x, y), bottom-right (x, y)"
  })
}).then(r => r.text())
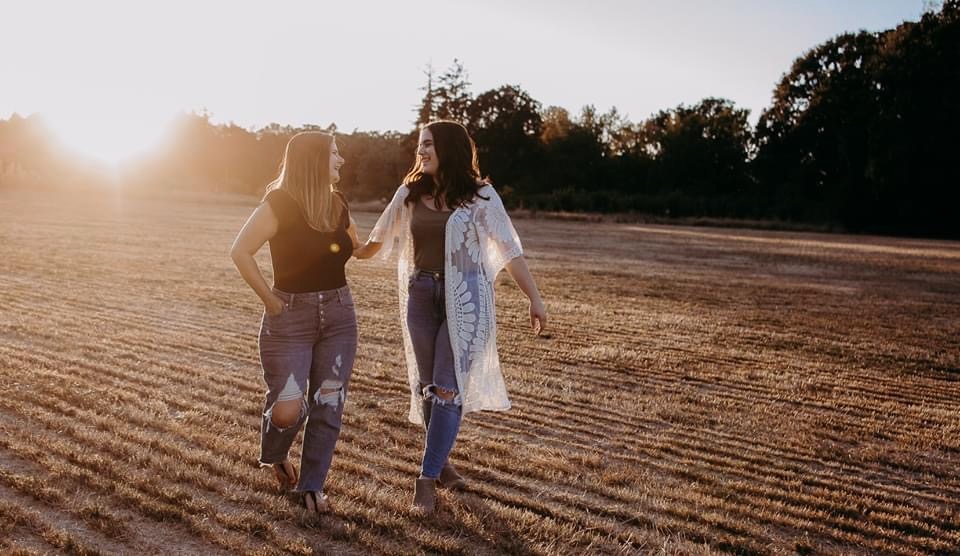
top-left (258, 285), bottom-right (357, 493)
top-left (406, 270), bottom-right (462, 479)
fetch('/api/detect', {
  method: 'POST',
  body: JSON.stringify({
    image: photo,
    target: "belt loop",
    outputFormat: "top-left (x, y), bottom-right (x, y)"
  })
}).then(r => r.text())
top-left (288, 292), bottom-right (295, 306)
top-left (337, 288), bottom-right (342, 302)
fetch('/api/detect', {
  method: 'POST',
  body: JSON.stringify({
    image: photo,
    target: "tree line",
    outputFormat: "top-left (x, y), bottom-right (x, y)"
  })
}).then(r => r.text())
top-left (1, 2), bottom-right (957, 237)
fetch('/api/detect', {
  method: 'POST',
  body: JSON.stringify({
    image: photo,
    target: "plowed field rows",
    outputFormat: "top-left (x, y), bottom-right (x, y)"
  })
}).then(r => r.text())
top-left (1, 187), bottom-right (958, 555)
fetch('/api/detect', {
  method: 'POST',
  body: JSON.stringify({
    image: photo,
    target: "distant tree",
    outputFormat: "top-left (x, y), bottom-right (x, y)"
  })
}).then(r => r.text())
top-left (866, 0), bottom-right (960, 235)
top-left (923, 0), bottom-right (943, 15)
top-left (540, 106), bottom-right (574, 144)
top-left (162, 112), bottom-right (226, 189)
top-left (407, 60), bottom-right (474, 158)
top-left (466, 85), bottom-right (543, 194)
top-left (336, 131), bottom-right (410, 201)
top-left (433, 59), bottom-right (472, 122)
top-left (642, 98), bottom-right (752, 198)
top-left (413, 59), bottom-right (472, 127)
top-left (414, 64), bottom-right (437, 127)
top-left (598, 107), bottom-right (634, 157)
top-left (753, 1), bottom-right (959, 235)
top-left (2, 10), bottom-right (956, 236)
top-left (532, 106), bottom-right (608, 195)
top-left (0, 116), bottom-right (14, 181)
top-left (261, 122), bottom-right (297, 135)
top-left (7, 114), bottom-right (60, 177)
top-left (755, 31), bottom-right (881, 225)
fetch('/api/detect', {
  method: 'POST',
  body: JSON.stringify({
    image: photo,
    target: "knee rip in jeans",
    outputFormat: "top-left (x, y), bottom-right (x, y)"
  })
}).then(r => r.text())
top-left (315, 379), bottom-right (345, 408)
top-left (265, 397), bottom-right (307, 431)
top-left (423, 384), bottom-right (462, 407)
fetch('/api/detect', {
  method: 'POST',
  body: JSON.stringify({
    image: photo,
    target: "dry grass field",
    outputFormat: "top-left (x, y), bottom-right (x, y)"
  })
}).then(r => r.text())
top-left (0, 186), bottom-right (958, 555)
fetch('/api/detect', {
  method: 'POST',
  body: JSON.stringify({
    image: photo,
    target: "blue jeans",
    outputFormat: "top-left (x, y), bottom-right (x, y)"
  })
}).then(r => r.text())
top-left (258, 285), bottom-right (357, 493)
top-left (406, 270), bottom-right (461, 479)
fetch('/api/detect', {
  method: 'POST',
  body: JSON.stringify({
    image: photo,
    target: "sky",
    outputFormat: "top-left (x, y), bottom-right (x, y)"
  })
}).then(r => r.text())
top-left (0, 0), bottom-right (926, 162)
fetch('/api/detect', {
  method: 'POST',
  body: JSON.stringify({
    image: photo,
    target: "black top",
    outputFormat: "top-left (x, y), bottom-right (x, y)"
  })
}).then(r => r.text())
top-left (411, 199), bottom-right (450, 272)
top-left (264, 189), bottom-right (353, 293)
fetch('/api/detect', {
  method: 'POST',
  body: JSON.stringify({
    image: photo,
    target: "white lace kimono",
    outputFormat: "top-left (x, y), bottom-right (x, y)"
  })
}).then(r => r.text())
top-left (369, 184), bottom-right (524, 424)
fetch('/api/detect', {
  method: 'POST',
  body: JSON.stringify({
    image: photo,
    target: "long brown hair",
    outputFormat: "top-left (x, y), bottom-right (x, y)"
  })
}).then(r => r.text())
top-left (403, 120), bottom-right (489, 209)
top-left (265, 131), bottom-right (342, 231)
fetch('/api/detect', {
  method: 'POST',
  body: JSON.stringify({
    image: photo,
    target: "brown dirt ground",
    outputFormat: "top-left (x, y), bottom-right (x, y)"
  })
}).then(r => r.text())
top-left (0, 186), bottom-right (958, 555)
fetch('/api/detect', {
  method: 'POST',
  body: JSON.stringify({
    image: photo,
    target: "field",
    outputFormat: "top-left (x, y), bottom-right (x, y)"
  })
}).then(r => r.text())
top-left (0, 186), bottom-right (958, 555)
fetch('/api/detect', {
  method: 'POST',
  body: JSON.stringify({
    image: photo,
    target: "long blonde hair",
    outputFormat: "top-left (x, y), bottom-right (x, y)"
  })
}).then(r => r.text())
top-left (265, 131), bottom-right (341, 232)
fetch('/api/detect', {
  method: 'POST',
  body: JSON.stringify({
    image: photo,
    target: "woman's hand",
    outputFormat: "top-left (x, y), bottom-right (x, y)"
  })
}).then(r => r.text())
top-left (504, 256), bottom-right (547, 336)
top-left (353, 240), bottom-right (383, 260)
top-left (529, 298), bottom-right (547, 335)
top-left (264, 293), bottom-right (286, 316)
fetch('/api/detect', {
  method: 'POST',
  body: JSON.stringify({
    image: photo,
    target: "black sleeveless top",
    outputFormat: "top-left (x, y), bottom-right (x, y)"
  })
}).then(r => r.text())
top-left (264, 189), bottom-right (353, 293)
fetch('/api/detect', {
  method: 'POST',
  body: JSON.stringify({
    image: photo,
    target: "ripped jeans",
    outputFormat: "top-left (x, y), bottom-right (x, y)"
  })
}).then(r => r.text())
top-left (406, 270), bottom-right (461, 479)
top-left (258, 285), bottom-right (357, 493)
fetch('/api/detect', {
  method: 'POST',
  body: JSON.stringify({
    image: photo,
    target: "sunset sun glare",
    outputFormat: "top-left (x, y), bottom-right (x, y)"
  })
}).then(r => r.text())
top-left (48, 107), bottom-right (172, 166)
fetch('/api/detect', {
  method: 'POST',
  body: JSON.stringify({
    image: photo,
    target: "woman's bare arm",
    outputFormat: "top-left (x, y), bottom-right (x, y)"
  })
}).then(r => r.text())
top-left (505, 256), bottom-right (547, 335)
top-left (230, 203), bottom-right (285, 315)
top-left (346, 216), bottom-right (362, 249)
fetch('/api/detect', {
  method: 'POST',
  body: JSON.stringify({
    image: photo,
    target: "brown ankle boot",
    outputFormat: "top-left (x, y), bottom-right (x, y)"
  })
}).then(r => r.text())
top-left (438, 462), bottom-right (466, 491)
top-left (412, 477), bottom-right (438, 514)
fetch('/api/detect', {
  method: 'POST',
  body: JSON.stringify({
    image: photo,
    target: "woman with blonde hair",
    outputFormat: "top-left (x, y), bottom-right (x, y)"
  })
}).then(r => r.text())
top-left (230, 131), bottom-right (358, 516)
top-left (354, 120), bottom-right (547, 513)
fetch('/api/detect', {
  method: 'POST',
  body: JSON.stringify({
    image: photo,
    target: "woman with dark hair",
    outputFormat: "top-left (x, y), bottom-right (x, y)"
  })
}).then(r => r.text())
top-left (354, 120), bottom-right (547, 513)
top-left (230, 131), bottom-right (358, 516)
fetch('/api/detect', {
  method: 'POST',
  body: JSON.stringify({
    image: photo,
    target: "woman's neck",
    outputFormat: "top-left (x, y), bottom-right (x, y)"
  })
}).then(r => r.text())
top-left (421, 194), bottom-right (451, 212)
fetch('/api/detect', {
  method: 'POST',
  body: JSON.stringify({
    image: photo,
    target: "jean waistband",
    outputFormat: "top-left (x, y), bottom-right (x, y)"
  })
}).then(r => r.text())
top-left (272, 284), bottom-right (351, 305)
top-left (414, 269), bottom-right (444, 280)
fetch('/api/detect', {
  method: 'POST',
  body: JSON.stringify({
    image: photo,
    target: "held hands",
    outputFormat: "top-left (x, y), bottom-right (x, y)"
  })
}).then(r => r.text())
top-left (529, 298), bottom-right (547, 336)
top-left (264, 293), bottom-right (286, 316)
top-left (352, 240), bottom-right (383, 260)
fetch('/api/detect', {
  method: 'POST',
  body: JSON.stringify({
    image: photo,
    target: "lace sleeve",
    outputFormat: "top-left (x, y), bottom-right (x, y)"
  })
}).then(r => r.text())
top-left (368, 185), bottom-right (409, 261)
top-left (480, 186), bottom-right (523, 276)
